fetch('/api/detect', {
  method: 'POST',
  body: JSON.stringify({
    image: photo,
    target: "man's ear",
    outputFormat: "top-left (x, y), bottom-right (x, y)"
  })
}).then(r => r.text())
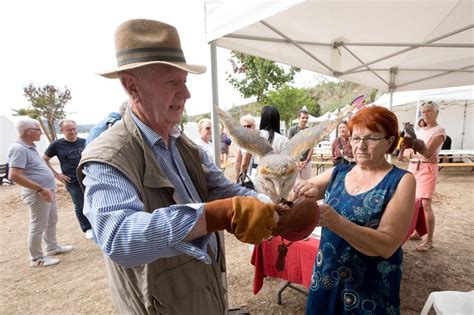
top-left (120, 73), bottom-right (140, 100)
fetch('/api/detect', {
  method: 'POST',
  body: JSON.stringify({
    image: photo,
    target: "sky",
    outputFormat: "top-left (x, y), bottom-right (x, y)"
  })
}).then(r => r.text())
top-left (0, 0), bottom-right (321, 125)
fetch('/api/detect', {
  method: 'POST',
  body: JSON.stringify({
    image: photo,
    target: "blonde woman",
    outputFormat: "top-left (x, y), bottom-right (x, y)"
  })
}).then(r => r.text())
top-left (234, 114), bottom-right (256, 180)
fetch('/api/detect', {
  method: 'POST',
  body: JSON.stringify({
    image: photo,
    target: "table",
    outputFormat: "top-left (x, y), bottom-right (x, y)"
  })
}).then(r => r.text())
top-left (251, 236), bottom-right (320, 304)
top-left (438, 149), bottom-right (474, 170)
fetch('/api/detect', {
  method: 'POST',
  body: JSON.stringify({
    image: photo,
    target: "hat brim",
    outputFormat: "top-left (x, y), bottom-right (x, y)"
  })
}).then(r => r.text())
top-left (98, 61), bottom-right (206, 79)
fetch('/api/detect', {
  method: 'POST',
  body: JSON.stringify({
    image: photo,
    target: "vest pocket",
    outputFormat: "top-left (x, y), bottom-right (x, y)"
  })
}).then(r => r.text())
top-left (151, 259), bottom-right (224, 314)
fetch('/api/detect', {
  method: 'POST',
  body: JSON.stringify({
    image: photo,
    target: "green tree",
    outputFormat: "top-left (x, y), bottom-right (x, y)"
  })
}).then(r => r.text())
top-left (227, 51), bottom-right (300, 102)
top-left (308, 78), bottom-right (377, 114)
top-left (265, 85), bottom-right (315, 131)
top-left (13, 83), bottom-right (71, 142)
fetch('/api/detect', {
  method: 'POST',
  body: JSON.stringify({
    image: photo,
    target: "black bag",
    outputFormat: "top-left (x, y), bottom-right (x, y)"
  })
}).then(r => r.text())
top-left (237, 172), bottom-right (254, 190)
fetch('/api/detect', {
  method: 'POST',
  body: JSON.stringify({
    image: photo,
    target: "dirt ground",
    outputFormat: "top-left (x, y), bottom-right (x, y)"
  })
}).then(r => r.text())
top-left (1, 161), bottom-right (473, 314)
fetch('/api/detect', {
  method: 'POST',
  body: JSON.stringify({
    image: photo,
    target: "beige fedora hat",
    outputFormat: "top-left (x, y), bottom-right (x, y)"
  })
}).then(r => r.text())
top-left (99, 19), bottom-right (206, 79)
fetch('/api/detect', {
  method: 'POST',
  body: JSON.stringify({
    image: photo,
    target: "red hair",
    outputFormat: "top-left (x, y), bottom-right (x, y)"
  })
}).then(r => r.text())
top-left (348, 106), bottom-right (399, 153)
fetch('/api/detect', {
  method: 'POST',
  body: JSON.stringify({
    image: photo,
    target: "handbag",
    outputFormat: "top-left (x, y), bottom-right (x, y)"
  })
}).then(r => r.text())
top-left (237, 172), bottom-right (254, 190)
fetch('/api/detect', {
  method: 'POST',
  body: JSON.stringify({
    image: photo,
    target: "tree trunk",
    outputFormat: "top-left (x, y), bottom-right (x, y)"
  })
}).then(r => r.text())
top-left (37, 119), bottom-right (52, 143)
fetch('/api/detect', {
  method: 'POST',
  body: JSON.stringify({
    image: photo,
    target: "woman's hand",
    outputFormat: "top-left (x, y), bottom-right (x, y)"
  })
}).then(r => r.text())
top-left (293, 180), bottom-right (319, 198)
top-left (318, 203), bottom-right (341, 228)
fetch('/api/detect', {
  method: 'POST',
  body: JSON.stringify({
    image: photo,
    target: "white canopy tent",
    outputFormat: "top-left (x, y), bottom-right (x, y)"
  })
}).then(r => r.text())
top-left (204, 0), bottom-right (474, 159)
top-left (374, 85), bottom-right (474, 150)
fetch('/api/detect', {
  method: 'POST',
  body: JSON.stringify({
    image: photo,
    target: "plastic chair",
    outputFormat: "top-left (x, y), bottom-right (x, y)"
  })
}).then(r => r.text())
top-left (421, 290), bottom-right (474, 315)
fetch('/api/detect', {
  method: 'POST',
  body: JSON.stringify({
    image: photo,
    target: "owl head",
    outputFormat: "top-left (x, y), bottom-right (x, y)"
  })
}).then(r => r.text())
top-left (216, 100), bottom-right (364, 203)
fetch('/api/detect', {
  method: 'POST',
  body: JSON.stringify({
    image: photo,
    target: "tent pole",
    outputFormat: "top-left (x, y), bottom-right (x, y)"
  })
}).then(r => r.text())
top-left (209, 41), bottom-right (229, 313)
top-left (461, 101), bottom-right (467, 149)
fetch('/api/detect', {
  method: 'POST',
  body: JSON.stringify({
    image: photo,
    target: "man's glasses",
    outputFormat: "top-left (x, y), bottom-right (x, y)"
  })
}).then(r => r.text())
top-left (350, 136), bottom-right (389, 147)
top-left (28, 128), bottom-right (41, 132)
top-left (242, 124), bottom-right (252, 128)
top-left (64, 128), bottom-right (77, 132)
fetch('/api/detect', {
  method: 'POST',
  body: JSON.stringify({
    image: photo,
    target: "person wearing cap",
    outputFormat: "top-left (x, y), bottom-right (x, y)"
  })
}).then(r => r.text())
top-left (288, 109), bottom-right (314, 179)
top-left (77, 19), bottom-right (312, 314)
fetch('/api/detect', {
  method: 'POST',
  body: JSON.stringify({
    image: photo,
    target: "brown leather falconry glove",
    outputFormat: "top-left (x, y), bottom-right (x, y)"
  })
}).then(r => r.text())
top-left (272, 196), bottom-right (320, 241)
top-left (401, 137), bottom-right (426, 154)
top-left (205, 196), bottom-right (277, 244)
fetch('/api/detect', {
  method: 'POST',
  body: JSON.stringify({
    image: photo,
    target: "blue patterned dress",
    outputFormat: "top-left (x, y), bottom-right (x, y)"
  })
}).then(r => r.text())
top-left (306, 164), bottom-right (408, 315)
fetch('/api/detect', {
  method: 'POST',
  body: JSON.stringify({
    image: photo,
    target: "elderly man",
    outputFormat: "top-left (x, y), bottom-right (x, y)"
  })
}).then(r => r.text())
top-left (78, 19), bottom-right (279, 314)
top-left (43, 119), bottom-right (92, 239)
top-left (288, 109), bottom-right (314, 179)
top-left (8, 118), bottom-right (73, 267)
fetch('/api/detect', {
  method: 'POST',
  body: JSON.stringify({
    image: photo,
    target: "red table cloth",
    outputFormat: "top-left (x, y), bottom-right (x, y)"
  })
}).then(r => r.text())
top-left (251, 237), bottom-right (320, 294)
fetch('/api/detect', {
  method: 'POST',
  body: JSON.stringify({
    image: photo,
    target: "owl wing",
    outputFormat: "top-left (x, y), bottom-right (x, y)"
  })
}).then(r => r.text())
top-left (215, 106), bottom-right (273, 157)
top-left (284, 103), bottom-right (360, 160)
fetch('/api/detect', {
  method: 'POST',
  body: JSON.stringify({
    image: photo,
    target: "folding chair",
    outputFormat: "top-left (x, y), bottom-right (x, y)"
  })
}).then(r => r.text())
top-left (421, 290), bottom-right (474, 315)
top-left (0, 163), bottom-right (13, 185)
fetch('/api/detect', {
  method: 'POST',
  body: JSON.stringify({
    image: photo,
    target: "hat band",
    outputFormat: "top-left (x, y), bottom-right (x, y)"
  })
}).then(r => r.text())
top-left (116, 47), bottom-right (186, 67)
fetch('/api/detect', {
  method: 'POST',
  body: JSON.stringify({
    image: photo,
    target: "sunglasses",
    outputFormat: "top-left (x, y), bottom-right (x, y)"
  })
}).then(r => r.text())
top-left (242, 124), bottom-right (252, 128)
top-left (205, 127), bottom-right (212, 130)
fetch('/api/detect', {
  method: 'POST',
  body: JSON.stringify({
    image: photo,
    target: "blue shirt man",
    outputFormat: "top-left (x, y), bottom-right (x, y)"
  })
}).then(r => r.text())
top-left (86, 101), bottom-right (128, 145)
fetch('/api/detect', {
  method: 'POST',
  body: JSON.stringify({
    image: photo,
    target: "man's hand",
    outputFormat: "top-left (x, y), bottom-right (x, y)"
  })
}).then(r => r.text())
top-left (205, 196), bottom-right (277, 244)
top-left (272, 196), bottom-right (320, 241)
top-left (38, 188), bottom-right (54, 203)
top-left (55, 173), bottom-right (71, 184)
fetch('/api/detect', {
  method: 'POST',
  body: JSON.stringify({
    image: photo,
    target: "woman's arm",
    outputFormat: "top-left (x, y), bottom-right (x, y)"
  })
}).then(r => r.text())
top-left (241, 152), bottom-right (252, 174)
top-left (234, 149), bottom-right (242, 180)
top-left (322, 173), bottom-right (416, 258)
top-left (419, 134), bottom-right (445, 158)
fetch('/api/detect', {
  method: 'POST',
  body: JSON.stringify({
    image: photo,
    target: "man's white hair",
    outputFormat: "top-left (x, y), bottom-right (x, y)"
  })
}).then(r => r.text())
top-left (15, 118), bottom-right (39, 136)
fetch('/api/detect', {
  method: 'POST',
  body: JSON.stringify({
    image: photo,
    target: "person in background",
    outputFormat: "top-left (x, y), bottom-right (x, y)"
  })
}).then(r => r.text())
top-left (418, 117), bottom-right (427, 128)
top-left (78, 19), bottom-right (280, 313)
top-left (404, 101), bottom-right (446, 251)
top-left (86, 100), bottom-right (128, 144)
top-left (194, 118), bottom-right (214, 163)
top-left (250, 105), bottom-right (288, 179)
top-left (43, 119), bottom-right (92, 239)
top-left (288, 109), bottom-right (314, 179)
top-left (234, 114), bottom-right (256, 181)
top-left (220, 126), bottom-right (231, 168)
top-left (294, 106), bottom-right (415, 314)
top-left (8, 118), bottom-right (73, 267)
top-left (331, 120), bottom-right (355, 166)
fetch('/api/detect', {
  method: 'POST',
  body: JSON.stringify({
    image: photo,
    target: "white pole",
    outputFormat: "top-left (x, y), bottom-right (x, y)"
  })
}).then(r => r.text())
top-left (209, 41), bottom-right (229, 313)
top-left (210, 42), bottom-right (220, 166)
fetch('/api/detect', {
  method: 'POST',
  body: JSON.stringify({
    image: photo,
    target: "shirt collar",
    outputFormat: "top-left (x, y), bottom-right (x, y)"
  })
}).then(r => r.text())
top-left (129, 111), bottom-right (182, 147)
top-left (15, 139), bottom-right (36, 150)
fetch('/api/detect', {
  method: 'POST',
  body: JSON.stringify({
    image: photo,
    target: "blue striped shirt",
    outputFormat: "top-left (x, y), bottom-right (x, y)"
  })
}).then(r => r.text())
top-left (82, 112), bottom-right (256, 268)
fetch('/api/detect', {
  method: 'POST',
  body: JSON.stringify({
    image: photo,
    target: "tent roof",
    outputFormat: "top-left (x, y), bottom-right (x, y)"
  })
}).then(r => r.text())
top-left (374, 85), bottom-right (474, 107)
top-left (205, 0), bottom-right (474, 92)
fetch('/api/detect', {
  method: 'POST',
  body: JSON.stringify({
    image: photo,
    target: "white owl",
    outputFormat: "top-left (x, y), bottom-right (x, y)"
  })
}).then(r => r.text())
top-left (216, 103), bottom-right (363, 203)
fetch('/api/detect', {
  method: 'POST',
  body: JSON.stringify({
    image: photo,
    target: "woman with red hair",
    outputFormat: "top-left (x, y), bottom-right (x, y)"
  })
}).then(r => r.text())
top-left (294, 106), bottom-right (415, 314)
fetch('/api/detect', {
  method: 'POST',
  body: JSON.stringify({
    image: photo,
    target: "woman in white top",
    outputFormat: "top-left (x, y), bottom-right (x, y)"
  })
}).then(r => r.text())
top-left (250, 105), bottom-right (288, 179)
top-left (194, 118), bottom-right (214, 162)
top-left (406, 101), bottom-right (446, 251)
